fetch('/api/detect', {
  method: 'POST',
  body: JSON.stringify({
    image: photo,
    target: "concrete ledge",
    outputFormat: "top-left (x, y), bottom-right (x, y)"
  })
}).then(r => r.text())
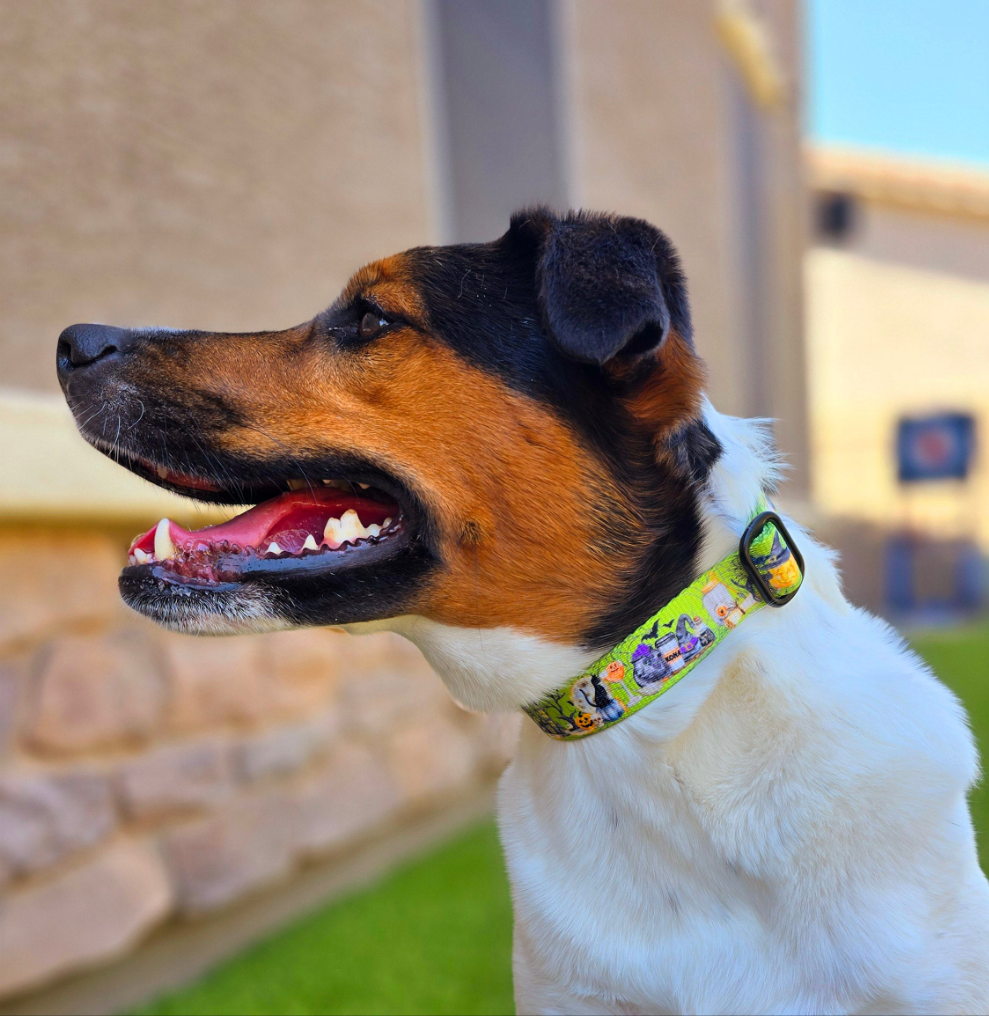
top-left (0, 388), bottom-right (231, 527)
top-left (0, 786), bottom-right (497, 1016)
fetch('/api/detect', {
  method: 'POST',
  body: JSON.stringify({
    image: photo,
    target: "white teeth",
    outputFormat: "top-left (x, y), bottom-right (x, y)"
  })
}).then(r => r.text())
top-left (357, 482), bottom-right (369, 490)
top-left (322, 510), bottom-right (387, 548)
top-left (154, 519), bottom-right (176, 560)
top-left (286, 479), bottom-right (308, 491)
top-left (338, 509), bottom-right (364, 544)
top-left (302, 534), bottom-right (319, 551)
top-left (266, 541), bottom-right (284, 556)
top-left (156, 465), bottom-right (169, 479)
top-left (323, 510), bottom-right (367, 547)
top-left (133, 547), bottom-right (151, 564)
top-left (382, 517), bottom-right (393, 529)
top-left (323, 516), bottom-right (342, 547)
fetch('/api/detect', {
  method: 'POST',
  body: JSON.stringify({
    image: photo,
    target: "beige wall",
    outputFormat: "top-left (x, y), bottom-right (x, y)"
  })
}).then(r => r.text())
top-left (834, 201), bottom-right (989, 286)
top-left (808, 242), bottom-right (989, 549)
top-left (807, 152), bottom-right (989, 549)
top-left (2, 0), bottom-right (810, 490)
top-left (0, 0), bottom-right (430, 393)
top-left (566, 0), bottom-right (809, 488)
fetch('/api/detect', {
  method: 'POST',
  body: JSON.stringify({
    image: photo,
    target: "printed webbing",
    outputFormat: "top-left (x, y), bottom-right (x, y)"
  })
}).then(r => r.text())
top-left (523, 504), bottom-right (803, 740)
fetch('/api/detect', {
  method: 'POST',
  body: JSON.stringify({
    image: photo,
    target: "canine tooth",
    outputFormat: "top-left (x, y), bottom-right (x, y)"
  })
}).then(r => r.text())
top-left (357, 482), bottom-right (369, 490)
top-left (323, 517), bottom-right (342, 547)
top-left (339, 509), bottom-right (363, 544)
top-left (134, 547), bottom-right (151, 564)
top-left (154, 519), bottom-right (176, 560)
top-left (156, 465), bottom-right (168, 479)
top-left (302, 534), bottom-right (319, 551)
top-left (286, 479), bottom-right (308, 491)
top-left (266, 541), bottom-right (284, 556)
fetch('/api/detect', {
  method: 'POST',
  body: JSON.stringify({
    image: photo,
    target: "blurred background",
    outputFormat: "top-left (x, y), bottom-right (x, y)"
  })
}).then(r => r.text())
top-left (0, 1), bottom-right (986, 1013)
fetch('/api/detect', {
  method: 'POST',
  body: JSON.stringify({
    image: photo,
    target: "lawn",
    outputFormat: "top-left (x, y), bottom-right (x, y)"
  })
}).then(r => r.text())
top-left (137, 625), bottom-right (989, 1016)
top-left (137, 822), bottom-right (514, 1016)
top-left (910, 623), bottom-right (989, 872)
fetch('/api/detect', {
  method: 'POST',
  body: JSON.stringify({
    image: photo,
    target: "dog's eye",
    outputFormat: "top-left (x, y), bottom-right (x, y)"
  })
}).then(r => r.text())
top-left (358, 311), bottom-right (389, 340)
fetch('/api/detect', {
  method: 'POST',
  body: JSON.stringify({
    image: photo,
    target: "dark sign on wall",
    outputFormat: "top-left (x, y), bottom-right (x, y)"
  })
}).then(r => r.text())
top-left (896, 413), bottom-right (976, 483)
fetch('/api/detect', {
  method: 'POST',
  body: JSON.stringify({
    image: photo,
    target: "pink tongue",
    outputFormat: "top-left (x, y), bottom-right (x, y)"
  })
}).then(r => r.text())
top-left (129, 488), bottom-right (395, 555)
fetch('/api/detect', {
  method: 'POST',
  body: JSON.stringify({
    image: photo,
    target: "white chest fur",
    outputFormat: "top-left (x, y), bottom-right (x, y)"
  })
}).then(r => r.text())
top-left (354, 407), bottom-right (989, 1015)
top-left (499, 603), bottom-right (989, 1014)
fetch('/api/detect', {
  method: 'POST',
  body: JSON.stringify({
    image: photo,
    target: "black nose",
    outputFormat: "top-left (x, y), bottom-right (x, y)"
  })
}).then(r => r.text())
top-left (57, 323), bottom-right (136, 378)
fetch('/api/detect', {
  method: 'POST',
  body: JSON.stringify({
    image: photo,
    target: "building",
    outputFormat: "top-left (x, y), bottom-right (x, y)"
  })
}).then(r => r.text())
top-left (807, 147), bottom-right (989, 554)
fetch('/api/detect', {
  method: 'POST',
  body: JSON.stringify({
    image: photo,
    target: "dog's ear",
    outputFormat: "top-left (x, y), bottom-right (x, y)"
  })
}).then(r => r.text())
top-left (511, 209), bottom-right (692, 366)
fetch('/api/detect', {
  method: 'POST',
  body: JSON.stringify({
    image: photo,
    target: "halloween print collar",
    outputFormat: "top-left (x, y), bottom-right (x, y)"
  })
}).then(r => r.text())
top-left (523, 502), bottom-right (805, 740)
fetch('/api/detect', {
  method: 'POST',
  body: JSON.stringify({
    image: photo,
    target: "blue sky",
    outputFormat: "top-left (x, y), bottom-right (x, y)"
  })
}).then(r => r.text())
top-left (807, 0), bottom-right (989, 166)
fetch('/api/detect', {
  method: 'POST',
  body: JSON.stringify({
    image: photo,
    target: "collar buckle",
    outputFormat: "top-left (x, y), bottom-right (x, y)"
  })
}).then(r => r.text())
top-left (738, 510), bottom-right (804, 607)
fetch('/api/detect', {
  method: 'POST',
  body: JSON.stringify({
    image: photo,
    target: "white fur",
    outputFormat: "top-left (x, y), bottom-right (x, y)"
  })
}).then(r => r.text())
top-left (346, 615), bottom-right (596, 712)
top-left (359, 404), bottom-right (989, 1015)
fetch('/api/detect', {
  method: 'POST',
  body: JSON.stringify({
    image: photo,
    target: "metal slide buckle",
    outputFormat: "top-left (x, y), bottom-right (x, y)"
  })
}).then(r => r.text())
top-left (738, 511), bottom-right (804, 608)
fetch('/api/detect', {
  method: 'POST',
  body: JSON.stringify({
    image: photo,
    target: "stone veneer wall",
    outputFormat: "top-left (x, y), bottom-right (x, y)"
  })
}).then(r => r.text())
top-left (0, 525), bottom-right (518, 1001)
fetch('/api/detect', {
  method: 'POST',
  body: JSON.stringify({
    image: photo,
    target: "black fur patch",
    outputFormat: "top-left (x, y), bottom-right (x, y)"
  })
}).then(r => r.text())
top-left (664, 419), bottom-right (723, 485)
top-left (537, 211), bottom-right (679, 364)
top-left (402, 210), bottom-right (694, 469)
top-left (404, 208), bottom-right (720, 651)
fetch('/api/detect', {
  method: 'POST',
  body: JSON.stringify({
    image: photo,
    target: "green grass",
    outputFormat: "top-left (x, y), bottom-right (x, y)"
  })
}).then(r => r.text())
top-left (910, 623), bottom-right (989, 872)
top-left (136, 823), bottom-right (514, 1016)
top-left (136, 625), bottom-right (989, 1016)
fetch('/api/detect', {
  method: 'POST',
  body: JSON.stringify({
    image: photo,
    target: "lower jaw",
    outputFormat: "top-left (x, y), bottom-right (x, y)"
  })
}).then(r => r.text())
top-left (117, 529), bottom-right (431, 633)
top-left (118, 567), bottom-right (288, 634)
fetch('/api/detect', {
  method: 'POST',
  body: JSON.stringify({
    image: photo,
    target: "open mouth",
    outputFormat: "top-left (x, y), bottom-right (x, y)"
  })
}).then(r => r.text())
top-left (120, 458), bottom-right (410, 589)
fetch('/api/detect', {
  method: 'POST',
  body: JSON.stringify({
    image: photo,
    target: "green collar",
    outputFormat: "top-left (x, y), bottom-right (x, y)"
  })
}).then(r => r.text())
top-left (523, 504), bottom-right (805, 740)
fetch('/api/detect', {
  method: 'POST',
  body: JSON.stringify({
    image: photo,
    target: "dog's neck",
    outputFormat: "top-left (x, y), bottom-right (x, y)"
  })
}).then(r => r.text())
top-left (351, 402), bottom-right (801, 735)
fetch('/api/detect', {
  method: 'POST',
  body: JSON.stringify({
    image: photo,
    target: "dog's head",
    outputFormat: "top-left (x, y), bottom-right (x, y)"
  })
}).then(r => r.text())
top-left (57, 209), bottom-right (719, 650)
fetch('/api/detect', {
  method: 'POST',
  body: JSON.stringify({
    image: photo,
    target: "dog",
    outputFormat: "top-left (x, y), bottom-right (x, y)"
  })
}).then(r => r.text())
top-left (57, 208), bottom-right (989, 1014)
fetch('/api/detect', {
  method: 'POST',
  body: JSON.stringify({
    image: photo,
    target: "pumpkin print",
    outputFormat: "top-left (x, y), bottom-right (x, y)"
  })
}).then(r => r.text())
top-left (602, 660), bottom-right (625, 683)
top-left (769, 556), bottom-right (801, 590)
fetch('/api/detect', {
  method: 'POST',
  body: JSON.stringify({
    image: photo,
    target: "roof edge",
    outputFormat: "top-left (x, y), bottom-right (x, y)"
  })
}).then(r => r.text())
top-left (807, 145), bottom-right (989, 221)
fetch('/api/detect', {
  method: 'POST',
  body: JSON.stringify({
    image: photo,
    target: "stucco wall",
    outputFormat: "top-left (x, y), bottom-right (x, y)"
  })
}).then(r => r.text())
top-left (807, 244), bottom-right (989, 550)
top-left (806, 151), bottom-right (989, 552)
top-left (0, 0), bottom-right (430, 393)
top-left (566, 0), bottom-right (809, 486)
